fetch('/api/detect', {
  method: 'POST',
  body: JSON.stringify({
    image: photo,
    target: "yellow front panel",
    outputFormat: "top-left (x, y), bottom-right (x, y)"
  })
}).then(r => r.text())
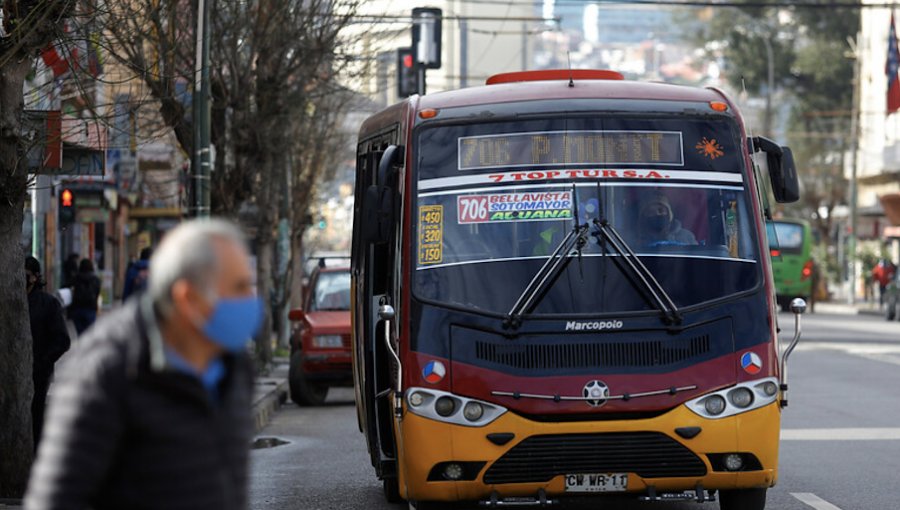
top-left (395, 401), bottom-right (781, 502)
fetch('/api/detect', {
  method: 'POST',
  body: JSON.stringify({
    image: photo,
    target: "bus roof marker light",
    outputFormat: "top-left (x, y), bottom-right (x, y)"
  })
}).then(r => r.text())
top-left (419, 108), bottom-right (439, 119)
top-left (485, 69), bottom-right (624, 85)
top-left (710, 101), bottom-right (729, 112)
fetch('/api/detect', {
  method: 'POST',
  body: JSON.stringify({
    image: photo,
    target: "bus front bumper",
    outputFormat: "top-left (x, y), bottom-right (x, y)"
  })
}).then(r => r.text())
top-left (394, 400), bottom-right (781, 503)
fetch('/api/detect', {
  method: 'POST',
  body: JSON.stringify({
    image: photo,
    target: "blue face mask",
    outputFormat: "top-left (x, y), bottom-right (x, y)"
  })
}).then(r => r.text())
top-left (202, 295), bottom-right (264, 352)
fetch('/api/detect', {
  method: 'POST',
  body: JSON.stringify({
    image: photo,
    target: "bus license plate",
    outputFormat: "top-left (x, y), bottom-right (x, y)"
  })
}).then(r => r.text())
top-left (564, 473), bottom-right (628, 493)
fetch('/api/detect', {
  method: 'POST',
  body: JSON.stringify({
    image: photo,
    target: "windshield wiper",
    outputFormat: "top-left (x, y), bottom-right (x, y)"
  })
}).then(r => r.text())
top-left (504, 222), bottom-right (590, 330)
top-left (591, 217), bottom-right (683, 326)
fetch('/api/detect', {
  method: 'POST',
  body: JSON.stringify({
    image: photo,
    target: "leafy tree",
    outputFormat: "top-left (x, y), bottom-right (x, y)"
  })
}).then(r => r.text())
top-left (93, 0), bottom-right (362, 365)
top-left (686, 3), bottom-right (860, 276)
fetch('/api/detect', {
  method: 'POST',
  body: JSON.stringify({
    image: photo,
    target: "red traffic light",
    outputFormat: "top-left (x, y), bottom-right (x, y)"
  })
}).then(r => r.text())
top-left (403, 54), bottom-right (414, 68)
top-left (61, 189), bottom-right (74, 207)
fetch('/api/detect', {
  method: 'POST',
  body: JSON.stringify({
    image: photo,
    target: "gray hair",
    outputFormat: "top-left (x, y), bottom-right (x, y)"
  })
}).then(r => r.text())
top-left (148, 218), bottom-right (248, 318)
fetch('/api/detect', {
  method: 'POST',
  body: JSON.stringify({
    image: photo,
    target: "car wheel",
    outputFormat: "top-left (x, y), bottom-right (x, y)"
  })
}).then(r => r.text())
top-left (288, 351), bottom-right (328, 406)
top-left (719, 488), bottom-right (767, 510)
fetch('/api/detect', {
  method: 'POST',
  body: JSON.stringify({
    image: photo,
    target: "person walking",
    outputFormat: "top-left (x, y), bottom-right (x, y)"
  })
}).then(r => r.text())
top-left (61, 253), bottom-right (80, 289)
top-left (122, 247), bottom-right (153, 301)
top-left (872, 258), bottom-right (897, 308)
top-left (25, 256), bottom-right (71, 450)
top-left (69, 258), bottom-right (101, 335)
top-left (25, 219), bottom-right (262, 510)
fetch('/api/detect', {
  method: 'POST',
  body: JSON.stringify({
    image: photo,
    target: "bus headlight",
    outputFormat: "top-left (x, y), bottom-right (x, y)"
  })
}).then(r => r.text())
top-left (703, 395), bottom-right (727, 415)
top-left (729, 388), bottom-right (754, 408)
top-left (463, 402), bottom-right (484, 421)
top-left (408, 391), bottom-right (426, 407)
top-left (404, 388), bottom-right (506, 427)
top-left (435, 397), bottom-right (457, 417)
top-left (685, 377), bottom-right (779, 419)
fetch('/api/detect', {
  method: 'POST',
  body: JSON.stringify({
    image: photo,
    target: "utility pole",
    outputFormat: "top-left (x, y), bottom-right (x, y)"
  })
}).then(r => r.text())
top-left (459, 19), bottom-right (467, 88)
top-left (192, 0), bottom-right (211, 218)
top-left (847, 33), bottom-right (862, 304)
top-left (763, 34), bottom-right (774, 137)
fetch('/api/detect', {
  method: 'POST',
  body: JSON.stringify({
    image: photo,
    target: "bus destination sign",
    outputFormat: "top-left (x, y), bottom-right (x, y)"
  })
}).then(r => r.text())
top-left (458, 131), bottom-right (684, 171)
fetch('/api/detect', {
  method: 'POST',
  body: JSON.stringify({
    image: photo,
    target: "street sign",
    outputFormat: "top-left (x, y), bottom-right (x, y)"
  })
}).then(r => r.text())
top-left (61, 148), bottom-right (105, 176)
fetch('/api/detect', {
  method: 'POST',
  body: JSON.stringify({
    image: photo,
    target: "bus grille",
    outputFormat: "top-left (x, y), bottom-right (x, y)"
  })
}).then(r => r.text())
top-left (474, 335), bottom-right (710, 371)
top-left (482, 432), bottom-right (707, 484)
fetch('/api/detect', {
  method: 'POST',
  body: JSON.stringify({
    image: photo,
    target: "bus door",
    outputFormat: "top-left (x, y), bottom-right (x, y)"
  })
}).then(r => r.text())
top-left (354, 128), bottom-right (402, 477)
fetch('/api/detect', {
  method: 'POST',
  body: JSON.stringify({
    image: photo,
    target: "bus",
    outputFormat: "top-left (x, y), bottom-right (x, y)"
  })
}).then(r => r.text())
top-left (351, 69), bottom-right (806, 510)
top-left (767, 219), bottom-right (815, 312)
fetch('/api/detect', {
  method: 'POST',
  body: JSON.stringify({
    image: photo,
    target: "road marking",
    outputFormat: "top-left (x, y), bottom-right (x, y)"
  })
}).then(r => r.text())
top-left (797, 342), bottom-right (900, 366)
top-left (791, 492), bottom-right (843, 510)
top-left (782, 427), bottom-right (900, 440)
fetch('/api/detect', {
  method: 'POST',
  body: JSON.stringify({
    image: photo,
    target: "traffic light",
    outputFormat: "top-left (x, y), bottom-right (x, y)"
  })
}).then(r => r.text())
top-left (59, 188), bottom-right (76, 226)
top-left (317, 218), bottom-right (327, 230)
top-left (397, 47), bottom-right (418, 98)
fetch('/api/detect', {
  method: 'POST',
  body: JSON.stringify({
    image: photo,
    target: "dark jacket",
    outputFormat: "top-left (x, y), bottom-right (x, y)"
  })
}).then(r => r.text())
top-left (27, 289), bottom-right (70, 379)
top-left (24, 298), bottom-right (254, 510)
top-left (71, 272), bottom-right (101, 310)
top-left (122, 259), bottom-right (150, 301)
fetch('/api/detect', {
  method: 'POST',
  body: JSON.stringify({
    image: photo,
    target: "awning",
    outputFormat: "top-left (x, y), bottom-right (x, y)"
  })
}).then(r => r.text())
top-left (879, 193), bottom-right (900, 226)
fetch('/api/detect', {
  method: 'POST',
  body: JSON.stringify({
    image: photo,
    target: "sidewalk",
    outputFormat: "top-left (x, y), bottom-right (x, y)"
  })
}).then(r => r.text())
top-left (0, 359), bottom-right (289, 509)
top-left (810, 300), bottom-right (883, 317)
top-left (253, 356), bottom-right (290, 431)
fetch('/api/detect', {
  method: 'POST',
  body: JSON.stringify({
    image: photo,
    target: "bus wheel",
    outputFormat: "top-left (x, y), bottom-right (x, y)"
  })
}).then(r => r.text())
top-left (719, 488), bottom-right (767, 510)
top-left (382, 477), bottom-right (403, 504)
top-left (288, 351), bottom-right (328, 406)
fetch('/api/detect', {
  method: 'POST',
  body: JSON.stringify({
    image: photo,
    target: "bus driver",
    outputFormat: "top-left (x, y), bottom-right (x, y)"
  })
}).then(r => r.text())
top-left (637, 192), bottom-right (697, 247)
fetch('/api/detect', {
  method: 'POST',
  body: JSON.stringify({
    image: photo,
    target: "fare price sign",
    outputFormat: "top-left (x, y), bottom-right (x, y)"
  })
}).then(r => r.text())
top-left (458, 131), bottom-right (684, 170)
top-left (418, 205), bottom-right (443, 265)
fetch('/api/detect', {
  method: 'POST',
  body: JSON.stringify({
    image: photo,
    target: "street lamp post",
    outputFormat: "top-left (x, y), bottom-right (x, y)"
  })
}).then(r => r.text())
top-left (192, 0), bottom-right (211, 218)
top-left (762, 34), bottom-right (774, 137)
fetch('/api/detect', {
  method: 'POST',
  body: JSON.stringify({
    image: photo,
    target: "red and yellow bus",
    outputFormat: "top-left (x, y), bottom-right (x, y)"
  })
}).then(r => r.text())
top-left (351, 69), bottom-right (806, 510)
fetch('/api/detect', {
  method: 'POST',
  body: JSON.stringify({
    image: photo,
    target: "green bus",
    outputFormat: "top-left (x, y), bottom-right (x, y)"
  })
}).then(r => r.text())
top-left (767, 219), bottom-right (814, 312)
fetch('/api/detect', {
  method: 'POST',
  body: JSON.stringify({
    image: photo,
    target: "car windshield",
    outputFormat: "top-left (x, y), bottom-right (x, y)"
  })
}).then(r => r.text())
top-left (768, 222), bottom-right (804, 254)
top-left (412, 115), bottom-right (761, 315)
top-left (311, 271), bottom-right (351, 311)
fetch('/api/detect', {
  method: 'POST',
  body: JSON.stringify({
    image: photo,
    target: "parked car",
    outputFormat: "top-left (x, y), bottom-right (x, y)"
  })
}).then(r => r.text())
top-left (885, 271), bottom-right (900, 321)
top-left (287, 263), bottom-right (352, 405)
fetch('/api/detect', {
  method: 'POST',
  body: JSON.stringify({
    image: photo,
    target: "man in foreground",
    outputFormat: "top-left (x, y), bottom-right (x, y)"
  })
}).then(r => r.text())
top-left (25, 219), bottom-right (263, 510)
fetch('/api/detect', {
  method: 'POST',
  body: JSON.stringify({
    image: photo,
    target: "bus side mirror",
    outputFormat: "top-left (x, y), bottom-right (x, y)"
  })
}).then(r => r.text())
top-left (363, 145), bottom-right (401, 244)
top-left (363, 185), bottom-right (394, 244)
top-left (752, 137), bottom-right (800, 204)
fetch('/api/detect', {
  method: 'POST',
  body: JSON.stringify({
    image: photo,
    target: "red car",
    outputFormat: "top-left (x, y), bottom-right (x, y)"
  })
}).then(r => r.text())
top-left (288, 265), bottom-right (352, 405)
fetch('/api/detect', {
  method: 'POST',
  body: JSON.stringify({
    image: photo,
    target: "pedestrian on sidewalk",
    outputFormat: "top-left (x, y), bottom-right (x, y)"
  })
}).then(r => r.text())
top-left (69, 258), bottom-right (101, 335)
top-left (872, 258), bottom-right (897, 308)
top-left (25, 219), bottom-right (263, 510)
top-left (122, 247), bottom-right (153, 302)
top-left (25, 256), bottom-right (71, 451)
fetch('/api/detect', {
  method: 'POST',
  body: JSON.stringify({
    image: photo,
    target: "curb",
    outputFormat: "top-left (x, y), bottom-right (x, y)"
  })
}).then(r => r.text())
top-left (812, 302), bottom-right (884, 317)
top-left (252, 377), bottom-right (289, 432)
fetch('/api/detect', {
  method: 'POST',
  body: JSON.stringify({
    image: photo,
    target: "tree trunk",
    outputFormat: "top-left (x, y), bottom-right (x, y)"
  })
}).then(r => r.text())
top-left (256, 238), bottom-right (274, 367)
top-left (0, 57), bottom-right (35, 498)
top-left (290, 232), bottom-right (305, 310)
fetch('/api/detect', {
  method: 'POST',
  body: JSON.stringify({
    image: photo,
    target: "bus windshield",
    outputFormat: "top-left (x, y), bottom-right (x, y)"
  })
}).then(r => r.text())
top-left (413, 116), bottom-right (761, 315)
